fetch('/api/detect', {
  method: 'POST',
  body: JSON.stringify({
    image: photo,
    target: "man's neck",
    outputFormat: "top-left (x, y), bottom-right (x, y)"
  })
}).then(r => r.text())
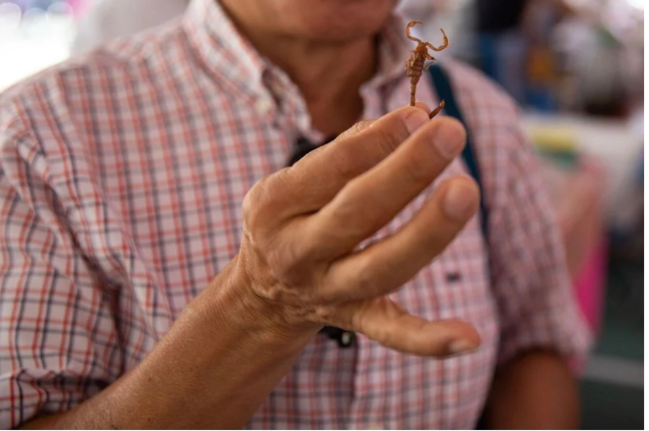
top-left (220, 3), bottom-right (378, 137)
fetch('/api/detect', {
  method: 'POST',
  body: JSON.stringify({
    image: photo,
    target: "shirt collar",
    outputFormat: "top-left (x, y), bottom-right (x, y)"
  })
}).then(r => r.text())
top-left (365, 13), bottom-right (413, 91)
top-left (184, 0), bottom-right (268, 101)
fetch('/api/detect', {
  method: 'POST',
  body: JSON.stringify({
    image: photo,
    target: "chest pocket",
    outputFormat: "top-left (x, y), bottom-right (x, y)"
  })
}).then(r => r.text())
top-left (382, 166), bottom-right (491, 324)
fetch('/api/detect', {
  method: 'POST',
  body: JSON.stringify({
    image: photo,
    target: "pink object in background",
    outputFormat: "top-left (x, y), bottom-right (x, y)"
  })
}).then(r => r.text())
top-left (558, 158), bottom-right (608, 336)
top-left (540, 155), bottom-right (608, 368)
top-left (574, 239), bottom-right (607, 335)
top-left (68, 0), bottom-right (87, 15)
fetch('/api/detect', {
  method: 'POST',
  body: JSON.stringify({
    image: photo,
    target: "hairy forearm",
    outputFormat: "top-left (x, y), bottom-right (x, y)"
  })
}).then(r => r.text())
top-left (22, 259), bottom-right (317, 430)
top-left (485, 350), bottom-right (579, 430)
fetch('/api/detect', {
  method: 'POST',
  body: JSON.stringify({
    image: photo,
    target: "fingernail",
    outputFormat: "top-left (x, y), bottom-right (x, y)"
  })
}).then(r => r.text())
top-left (433, 120), bottom-right (465, 159)
top-left (449, 340), bottom-right (478, 355)
top-left (444, 181), bottom-right (478, 221)
top-left (404, 109), bottom-right (430, 134)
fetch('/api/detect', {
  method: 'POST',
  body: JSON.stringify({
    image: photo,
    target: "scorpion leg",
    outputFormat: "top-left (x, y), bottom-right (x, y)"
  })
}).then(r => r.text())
top-left (429, 100), bottom-right (446, 119)
top-left (425, 28), bottom-right (450, 52)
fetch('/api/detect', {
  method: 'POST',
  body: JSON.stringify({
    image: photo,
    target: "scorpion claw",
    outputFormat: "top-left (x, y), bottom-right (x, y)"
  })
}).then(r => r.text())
top-left (406, 20), bottom-right (424, 43)
top-left (441, 28), bottom-right (449, 45)
top-left (425, 28), bottom-right (450, 52)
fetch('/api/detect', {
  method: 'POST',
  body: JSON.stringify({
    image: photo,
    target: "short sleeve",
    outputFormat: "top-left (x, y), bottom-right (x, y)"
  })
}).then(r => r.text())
top-left (0, 113), bottom-right (122, 428)
top-left (443, 60), bottom-right (592, 366)
top-left (488, 122), bottom-right (592, 366)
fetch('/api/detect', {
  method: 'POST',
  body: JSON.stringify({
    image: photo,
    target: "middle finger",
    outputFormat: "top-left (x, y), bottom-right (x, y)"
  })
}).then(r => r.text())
top-left (306, 117), bottom-right (467, 259)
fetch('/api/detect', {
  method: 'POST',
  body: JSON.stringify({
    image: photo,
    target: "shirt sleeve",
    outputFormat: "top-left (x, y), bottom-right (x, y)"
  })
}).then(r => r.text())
top-left (487, 118), bottom-right (592, 366)
top-left (0, 113), bottom-right (122, 428)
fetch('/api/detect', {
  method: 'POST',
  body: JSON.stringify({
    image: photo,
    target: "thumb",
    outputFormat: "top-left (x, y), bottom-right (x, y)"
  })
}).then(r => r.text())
top-left (340, 297), bottom-right (481, 357)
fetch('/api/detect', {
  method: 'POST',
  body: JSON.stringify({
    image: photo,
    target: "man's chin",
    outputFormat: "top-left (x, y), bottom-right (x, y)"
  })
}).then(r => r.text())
top-left (287, 15), bottom-right (393, 43)
top-left (274, 0), bottom-right (397, 41)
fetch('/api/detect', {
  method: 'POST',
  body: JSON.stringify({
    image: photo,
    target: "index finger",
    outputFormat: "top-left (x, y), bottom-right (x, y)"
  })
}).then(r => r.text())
top-left (337, 102), bottom-right (431, 140)
top-left (279, 104), bottom-right (432, 215)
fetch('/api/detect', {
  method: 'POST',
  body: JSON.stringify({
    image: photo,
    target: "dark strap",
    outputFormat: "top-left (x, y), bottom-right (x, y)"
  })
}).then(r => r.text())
top-left (428, 64), bottom-right (490, 239)
top-left (429, 64), bottom-right (490, 431)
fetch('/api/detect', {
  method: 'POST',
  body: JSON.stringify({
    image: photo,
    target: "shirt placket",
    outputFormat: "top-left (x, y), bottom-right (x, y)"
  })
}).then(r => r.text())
top-left (339, 82), bottom-right (395, 431)
top-left (263, 70), bottom-right (320, 146)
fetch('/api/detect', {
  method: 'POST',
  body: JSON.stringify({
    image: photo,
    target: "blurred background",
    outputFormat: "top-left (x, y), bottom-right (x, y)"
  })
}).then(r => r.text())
top-left (0, 0), bottom-right (644, 428)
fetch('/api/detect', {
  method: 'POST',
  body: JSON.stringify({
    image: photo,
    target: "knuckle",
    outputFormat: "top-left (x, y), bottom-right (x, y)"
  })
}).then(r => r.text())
top-left (242, 178), bottom-right (269, 232)
top-left (328, 186), bottom-right (357, 220)
top-left (333, 112), bottom-right (418, 178)
top-left (243, 170), bottom-right (290, 233)
top-left (327, 189), bottom-right (374, 239)
top-left (346, 120), bottom-right (372, 138)
top-left (353, 260), bottom-right (378, 297)
top-left (241, 189), bottom-right (256, 225)
top-left (372, 120), bottom-right (408, 156)
top-left (402, 151), bottom-right (435, 185)
top-left (329, 144), bottom-right (360, 180)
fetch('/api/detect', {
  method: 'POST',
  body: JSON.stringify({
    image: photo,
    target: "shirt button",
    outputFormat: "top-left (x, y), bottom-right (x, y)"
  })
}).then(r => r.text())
top-left (254, 98), bottom-right (273, 116)
top-left (339, 331), bottom-right (355, 348)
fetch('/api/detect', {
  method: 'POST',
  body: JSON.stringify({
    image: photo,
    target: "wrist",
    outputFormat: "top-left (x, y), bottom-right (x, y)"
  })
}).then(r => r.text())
top-left (189, 255), bottom-right (320, 347)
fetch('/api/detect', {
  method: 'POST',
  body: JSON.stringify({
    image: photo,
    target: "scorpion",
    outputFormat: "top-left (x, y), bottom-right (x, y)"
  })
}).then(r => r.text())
top-left (405, 21), bottom-right (449, 118)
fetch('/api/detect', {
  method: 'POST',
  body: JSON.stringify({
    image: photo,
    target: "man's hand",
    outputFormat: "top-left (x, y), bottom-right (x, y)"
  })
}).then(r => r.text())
top-left (21, 105), bottom-right (481, 429)
top-left (237, 104), bottom-right (481, 356)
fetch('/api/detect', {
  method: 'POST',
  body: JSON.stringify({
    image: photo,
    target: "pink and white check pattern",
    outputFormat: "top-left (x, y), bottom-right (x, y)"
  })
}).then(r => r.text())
top-left (0, 0), bottom-right (590, 428)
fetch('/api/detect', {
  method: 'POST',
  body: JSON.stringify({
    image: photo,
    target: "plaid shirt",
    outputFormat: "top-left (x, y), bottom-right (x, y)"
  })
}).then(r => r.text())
top-left (0, 0), bottom-right (590, 428)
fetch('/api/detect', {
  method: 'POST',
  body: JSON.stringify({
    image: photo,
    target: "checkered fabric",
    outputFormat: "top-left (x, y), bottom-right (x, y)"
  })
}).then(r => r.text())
top-left (0, 0), bottom-right (590, 428)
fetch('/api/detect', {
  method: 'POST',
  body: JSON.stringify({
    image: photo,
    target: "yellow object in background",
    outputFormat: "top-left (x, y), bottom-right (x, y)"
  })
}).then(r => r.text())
top-left (528, 125), bottom-right (579, 168)
top-left (529, 126), bottom-right (578, 153)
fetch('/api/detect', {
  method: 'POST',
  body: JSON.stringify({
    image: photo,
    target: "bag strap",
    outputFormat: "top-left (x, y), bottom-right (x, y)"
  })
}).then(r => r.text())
top-left (428, 64), bottom-right (490, 239)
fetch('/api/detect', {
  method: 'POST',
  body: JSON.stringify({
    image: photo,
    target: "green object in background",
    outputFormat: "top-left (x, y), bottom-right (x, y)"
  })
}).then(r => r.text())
top-left (580, 261), bottom-right (644, 430)
top-left (595, 26), bottom-right (622, 49)
top-left (580, 381), bottom-right (643, 430)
